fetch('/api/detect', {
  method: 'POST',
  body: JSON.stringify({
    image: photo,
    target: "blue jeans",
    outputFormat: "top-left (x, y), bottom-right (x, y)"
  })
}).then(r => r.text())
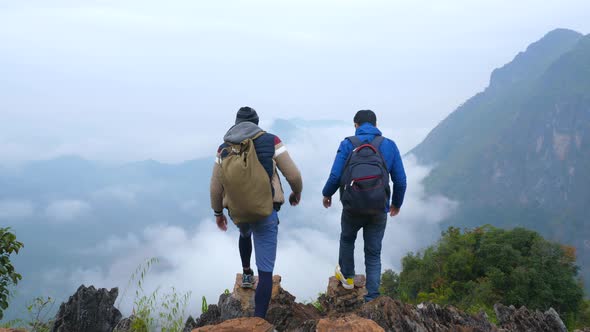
top-left (339, 210), bottom-right (387, 301)
top-left (237, 210), bottom-right (279, 273)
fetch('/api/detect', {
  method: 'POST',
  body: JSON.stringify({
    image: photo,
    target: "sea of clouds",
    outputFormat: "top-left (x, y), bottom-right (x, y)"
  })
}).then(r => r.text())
top-left (57, 121), bottom-right (456, 317)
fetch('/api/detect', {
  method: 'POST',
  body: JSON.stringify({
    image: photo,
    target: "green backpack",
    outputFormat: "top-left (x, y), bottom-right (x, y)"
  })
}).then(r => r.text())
top-left (219, 132), bottom-right (273, 224)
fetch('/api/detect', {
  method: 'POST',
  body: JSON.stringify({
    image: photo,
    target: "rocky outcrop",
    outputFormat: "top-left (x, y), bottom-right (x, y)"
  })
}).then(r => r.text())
top-left (194, 317), bottom-right (274, 332)
top-left (51, 285), bottom-right (122, 332)
top-left (319, 275), bottom-right (367, 313)
top-left (194, 274), bottom-right (321, 330)
top-left (183, 315), bottom-right (198, 332)
top-left (50, 277), bottom-right (578, 332)
top-left (194, 274), bottom-right (576, 332)
top-left (358, 296), bottom-right (497, 331)
top-left (494, 303), bottom-right (567, 332)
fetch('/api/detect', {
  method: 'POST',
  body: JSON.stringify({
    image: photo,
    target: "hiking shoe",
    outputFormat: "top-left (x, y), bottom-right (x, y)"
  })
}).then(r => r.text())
top-left (335, 265), bottom-right (354, 290)
top-left (242, 273), bottom-right (255, 288)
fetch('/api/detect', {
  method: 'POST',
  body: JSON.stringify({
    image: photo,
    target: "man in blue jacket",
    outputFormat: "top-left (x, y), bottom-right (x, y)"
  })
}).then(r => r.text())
top-left (322, 110), bottom-right (407, 301)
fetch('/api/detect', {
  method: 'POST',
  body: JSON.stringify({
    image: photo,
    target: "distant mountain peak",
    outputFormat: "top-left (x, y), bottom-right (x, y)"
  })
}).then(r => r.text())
top-left (489, 28), bottom-right (583, 89)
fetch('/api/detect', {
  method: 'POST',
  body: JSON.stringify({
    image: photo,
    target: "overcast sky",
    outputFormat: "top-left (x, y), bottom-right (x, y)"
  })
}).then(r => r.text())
top-left (1, 0), bottom-right (590, 163)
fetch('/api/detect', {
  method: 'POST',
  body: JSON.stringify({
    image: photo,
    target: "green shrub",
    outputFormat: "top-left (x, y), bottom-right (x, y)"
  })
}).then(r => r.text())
top-left (0, 227), bottom-right (24, 320)
top-left (396, 226), bottom-right (584, 326)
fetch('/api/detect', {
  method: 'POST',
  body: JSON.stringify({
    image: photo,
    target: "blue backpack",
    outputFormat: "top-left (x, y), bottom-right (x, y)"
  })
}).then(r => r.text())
top-left (339, 136), bottom-right (391, 215)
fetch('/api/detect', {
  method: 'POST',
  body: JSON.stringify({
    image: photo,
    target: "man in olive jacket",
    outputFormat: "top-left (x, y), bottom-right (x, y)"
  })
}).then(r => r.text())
top-left (210, 106), bottom-right (303, 318)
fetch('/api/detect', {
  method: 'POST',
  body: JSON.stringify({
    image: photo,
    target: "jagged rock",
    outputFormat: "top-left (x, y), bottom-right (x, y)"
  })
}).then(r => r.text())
top-left (113, 315), bottom-right (133, 331)
top-left (196, 304), bottom-right (222, 327)
top-left (51, 285), bottom-right (122, 332)
top-left (314, 314), bottom-right (385, 332)
top-left (193, 317), bottom-right (274, 332)
top-left (218, 292), bottom-right (245, 321)
top-left (196, 274), bottom-right (577, 332)
top-left (183, 315), bottom-right (198, 332)
top-left (494, 303), bottom-right (567, 332)
top-left (230, 274), bottom-right (283, 315)
top-left (320, 275), bottom-right (367, 313)
top-left (357, 296), bottom-right (497, 331)
top-left (266, 287), bottom-right (322, 331)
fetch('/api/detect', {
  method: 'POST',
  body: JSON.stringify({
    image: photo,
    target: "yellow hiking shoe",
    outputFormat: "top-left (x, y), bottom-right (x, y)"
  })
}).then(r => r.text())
top-left (335, 265), bottom-right (354, 290)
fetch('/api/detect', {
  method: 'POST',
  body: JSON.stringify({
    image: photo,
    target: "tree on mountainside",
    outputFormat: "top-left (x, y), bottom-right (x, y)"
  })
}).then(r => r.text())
top-left (395, 226), bottom-right (584, 322)
top-left (0, 227), bottom-right (24, 320)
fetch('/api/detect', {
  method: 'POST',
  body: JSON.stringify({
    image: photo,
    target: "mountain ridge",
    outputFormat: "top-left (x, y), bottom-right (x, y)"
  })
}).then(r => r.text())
top-left (409, 28), bottom-right (590, 290)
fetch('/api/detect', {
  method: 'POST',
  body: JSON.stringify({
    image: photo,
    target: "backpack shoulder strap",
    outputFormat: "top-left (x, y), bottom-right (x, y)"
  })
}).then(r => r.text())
top-left (251, 131), bottom-right (266, 141)
top-left (346, 136), bottom-right (362, 148)
top-left (371, 136), bottom-right (385, 149)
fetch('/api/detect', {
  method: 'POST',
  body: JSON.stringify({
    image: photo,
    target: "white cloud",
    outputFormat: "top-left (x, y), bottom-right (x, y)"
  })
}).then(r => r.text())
top-left (66, 123), bottom-right (456, 318)
top-left (45, 199), bottom-right (92, 223)
top-left (92, 186), bottom-right (138, 205)
top-left (0, 200), bottom-right (34, 219)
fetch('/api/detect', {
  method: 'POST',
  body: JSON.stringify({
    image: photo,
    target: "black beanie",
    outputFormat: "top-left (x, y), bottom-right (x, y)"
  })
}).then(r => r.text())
top-left (354, 110), bottom-right (377, 126)
top-left (235, 106), bottom-right (259, 125)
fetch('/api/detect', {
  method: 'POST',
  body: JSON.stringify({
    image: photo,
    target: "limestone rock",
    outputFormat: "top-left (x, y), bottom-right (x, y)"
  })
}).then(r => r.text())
top-left (193, 317), bottom-right (274, 332)
top-left (51, 285), bottom-right (122, 332)
top-left (320, 275), bottom-right (367, 314)
top-left (113, 315), bottom-right (133, 331)
top-left (183, 315), bottom-right (198, 332)
top-left (266, 286), bottom-right (322, 331)
top-left (357, 296), bottom-right (497, 331)
top-left (494, 303), bottom-right (567, 332)
top-left (231, 273), bottom-right (282, 315)
top-left (195, 274), bottom-right (313, 330)
top-left (315, 314), bottom-right (384, 332)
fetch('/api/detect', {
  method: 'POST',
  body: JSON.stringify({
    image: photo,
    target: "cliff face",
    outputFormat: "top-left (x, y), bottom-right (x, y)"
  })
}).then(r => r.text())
top-left (409, 29), bottom-right (590, 290)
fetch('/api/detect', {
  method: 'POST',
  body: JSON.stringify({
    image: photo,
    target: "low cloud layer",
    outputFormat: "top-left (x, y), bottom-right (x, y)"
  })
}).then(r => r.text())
top-left (61, 123), bottom-right (456, 317)
top-left (0, 200), bottom-right (34, 219)
top-left (45, 199), bottom-right (92, 223)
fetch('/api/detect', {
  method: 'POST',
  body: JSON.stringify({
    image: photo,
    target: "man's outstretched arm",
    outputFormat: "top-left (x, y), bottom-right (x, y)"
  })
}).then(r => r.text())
top-left (274, 137), bottom-right (303, 205)
top-left (389, 142), bottom-right (407, 216)
top-left (210, 156), bottom-right (227, 231)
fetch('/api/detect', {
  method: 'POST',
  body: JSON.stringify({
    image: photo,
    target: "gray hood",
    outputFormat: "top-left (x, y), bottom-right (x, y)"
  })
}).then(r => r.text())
top-left (223, 121), bottom-right (264, 143)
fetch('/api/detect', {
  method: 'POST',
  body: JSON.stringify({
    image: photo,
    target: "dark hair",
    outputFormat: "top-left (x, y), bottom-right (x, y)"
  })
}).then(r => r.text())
top-left (354, 110), bottom-right (377, 126)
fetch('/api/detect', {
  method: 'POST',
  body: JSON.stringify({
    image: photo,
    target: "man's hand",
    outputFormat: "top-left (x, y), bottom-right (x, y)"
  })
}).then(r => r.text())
top-left (216, 214), bottom-right (228, 231)
top-left (323, 196), bottom-right (332, 208)
top-left (389, 206), bottom-right (400, 217)
top-left (289, 192), bottom-right (301, 206)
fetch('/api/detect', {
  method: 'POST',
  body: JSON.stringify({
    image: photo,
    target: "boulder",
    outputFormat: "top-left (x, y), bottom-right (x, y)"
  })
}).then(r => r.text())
top-left (52, 285), bottom-right (122, 332)
top-left (314, 314), bottom-right (384, 332)
top-left (320, 275), bottom-right (367, 314)
top-left (193, 317), bottom-right (274, 332)
top-left (494, 303), bottom-right (567, 332)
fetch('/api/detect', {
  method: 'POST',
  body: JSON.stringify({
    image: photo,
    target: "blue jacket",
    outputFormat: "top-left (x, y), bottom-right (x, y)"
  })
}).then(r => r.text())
top-left (322, 123), bottom-right (407, 210)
